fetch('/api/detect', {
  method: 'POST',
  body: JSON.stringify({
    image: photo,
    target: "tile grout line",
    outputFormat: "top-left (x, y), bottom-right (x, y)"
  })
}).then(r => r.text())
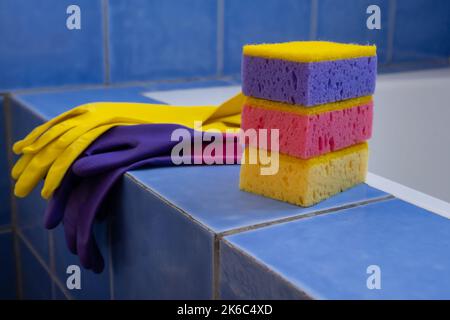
top-left (4, 95), bottom-right (23, 300)
top-left (386, 0), bottom-right (397, 64)
top-left (4, 61), bottom-right (450, 96)
top-left (102, 0), bottom-right (111, 85)
top-left (127, 171), bottom-right (394, 241)
top-left (0, 225), bottom-right (12, 234)
top-left (212, 235), bottom-right (220, 299)
top-left (2, 75), bottom-right (237, 96)
top-left (108, 217), bottom-right (115, 300)
top-left (218, 195), bottom-right (395, 238)
top-left (216, 0), bottom-right (225, 77)
top-left (5, 96), bottom-right (71, 300)
top-left (17, 229), bottom-right (73, 300)
top-left (48, 230), bottom-right (57, 299)
top-left (309, 0), bottom-right (318, 40)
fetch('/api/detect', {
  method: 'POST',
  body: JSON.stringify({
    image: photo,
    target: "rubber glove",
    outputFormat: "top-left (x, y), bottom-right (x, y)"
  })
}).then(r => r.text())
top-left (12, 123), bottom-right (132, 198)
top-left (14, 94), bottom-right (243, 155)
top-left (12, 93), bottom-right (243, 199)
top-left (44, 124), bottom-right (240, 272)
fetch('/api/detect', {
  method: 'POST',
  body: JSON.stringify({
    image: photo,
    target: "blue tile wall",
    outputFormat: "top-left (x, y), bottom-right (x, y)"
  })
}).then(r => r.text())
top-left (223, 0), bottom-right (311, 75)
top-left (0, 0), bottom-right (104, 91)
top-left (10, 99), bottom-right (50, 263)
top-left (0, 232), bottom-right (16, 299)
top-left (52, 225), bottom-right (111, 299)
top-left (316, 0), bottom-right (390, 63)
top-left (222, 199), bottom-right (450, 299)
top-left (19, 239), bottom-right (52, 299)
top-left (0, 96), bottom-right (11, 226)
top-left (14, 86), bottom-right (163, 120)
top-left (0, 0), bottom-right (449, 91)
top-left (393, 0), bottom-right (450, 62)
top-left (111, 176), bottom-right (214, 299)
top-left (108, 0), bottom-right (217, 83)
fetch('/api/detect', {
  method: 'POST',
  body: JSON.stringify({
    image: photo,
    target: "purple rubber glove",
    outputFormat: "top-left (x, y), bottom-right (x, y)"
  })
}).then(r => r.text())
top-left (44, 124), bottom-right (240, 273)
top-left (64, 156), bottom-right (175, 273)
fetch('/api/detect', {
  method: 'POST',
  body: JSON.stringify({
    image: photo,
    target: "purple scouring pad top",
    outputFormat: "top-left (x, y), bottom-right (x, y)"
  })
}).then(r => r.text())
top-left (242, 41), bottom-right (377, 106)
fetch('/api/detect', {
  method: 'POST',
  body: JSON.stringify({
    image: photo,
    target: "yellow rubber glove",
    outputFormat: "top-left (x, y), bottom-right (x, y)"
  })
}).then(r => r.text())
top-left (12, 93), bottom-right (243, 199)
top-left (12, 123), bottom-right (133, 198)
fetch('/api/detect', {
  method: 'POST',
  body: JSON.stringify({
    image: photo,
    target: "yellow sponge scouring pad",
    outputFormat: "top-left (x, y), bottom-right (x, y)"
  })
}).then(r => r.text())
top-left (243, 41), bottom-right (376, 63)
top-left (239, 143), bottom-right (368, 207)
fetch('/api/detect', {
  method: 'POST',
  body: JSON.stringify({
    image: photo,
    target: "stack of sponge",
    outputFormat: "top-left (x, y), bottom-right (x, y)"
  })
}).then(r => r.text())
top-left (239, 41), bottom-right (377, 206)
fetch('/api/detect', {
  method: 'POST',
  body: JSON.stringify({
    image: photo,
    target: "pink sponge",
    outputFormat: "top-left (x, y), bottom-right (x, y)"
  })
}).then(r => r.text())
top-left (241, 96), bottom-right (373, 159)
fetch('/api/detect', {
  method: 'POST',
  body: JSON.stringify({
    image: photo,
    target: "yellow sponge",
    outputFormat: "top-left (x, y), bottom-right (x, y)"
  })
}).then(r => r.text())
top-left (239, 143), bottom-right (368, 207)
top-left (243, 41), bottom-right (376, 63)
top-left (244, 95), bottom-right (373, 116)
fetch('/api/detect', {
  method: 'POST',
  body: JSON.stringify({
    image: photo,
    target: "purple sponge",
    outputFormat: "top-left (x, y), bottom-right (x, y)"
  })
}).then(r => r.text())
top-left (242, 56), bottom-right (377, 106)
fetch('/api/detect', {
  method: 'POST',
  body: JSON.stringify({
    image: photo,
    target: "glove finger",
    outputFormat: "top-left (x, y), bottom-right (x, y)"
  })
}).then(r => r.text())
top-left (81, 234), bottom-right (104, 273)
top-left (75, 176), bottom-right (109, 271)
top-left (13, 107), bottom-right (88, 154)
top-left (14, 143), bottom-right (60, 198)
top-left (11, 153), bottom-right (33, 180)
top-left (22, 118), bottom-right (79, 154)
top-left (52, 116), bottom-right (146, 151)
top-left (41, 123), bottom-right (132, 199)
top-left (73, 156), bottom-right (178, 272)
top-left (62, 177), bottom-right (91, 255)
top-left (44, 169), bottom-right (80, 229)
top-left (202, 92), bottom-right (244, 125)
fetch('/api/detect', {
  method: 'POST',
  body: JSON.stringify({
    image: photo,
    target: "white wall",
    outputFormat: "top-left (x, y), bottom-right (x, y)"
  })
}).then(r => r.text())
top-left (371, 68), bottom-right (450, 203)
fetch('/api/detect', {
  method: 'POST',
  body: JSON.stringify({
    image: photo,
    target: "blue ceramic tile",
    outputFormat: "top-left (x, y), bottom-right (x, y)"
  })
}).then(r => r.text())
top-left (108, 0), bottom-right (217, 82)
top-left (223, 0), bottom-right (311, 75)
top-left (0, 231), bottom-right (17, 299)
top-left (316, 0), bottom-right (389, 63)
top-left (0, 0), bottom-right (104, 91)
top-left (220, 240), bottom-right (309, 300)
top-left (12, 80), bottom-right (239, 121)
top-left (130, 165), bottom-right (388, 233)
top-left (111, 176), bottom-right (213, 299)
top-left (0, 96), bottom-right (11, 226)
top-left (51, 225), bottom-right (110, 300)
top-left (143, 79), bottom-right (236, 92)
top-left (19, 239), bottom-right (52, 299)
top-left (393, 0), bottom-right (450, 62)
top-left (10, 99), bottom-right (50, 263)
top-left (52, 282), bottom-right (69, 300)
top-left (222, 199), bottom-right (450, 299)
top-left (13, 86), bottom-right (164, 120)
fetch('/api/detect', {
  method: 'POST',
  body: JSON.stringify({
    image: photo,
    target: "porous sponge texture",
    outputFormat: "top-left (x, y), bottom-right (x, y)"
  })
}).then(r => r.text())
top-left (241, 96), bottom-right (373, 159)
top-left (242, 55), bottom-right (377, 106)
top-left (243, 41), bottom-right (376, 62)
top-left (239, 143), bottom-right (368, 207)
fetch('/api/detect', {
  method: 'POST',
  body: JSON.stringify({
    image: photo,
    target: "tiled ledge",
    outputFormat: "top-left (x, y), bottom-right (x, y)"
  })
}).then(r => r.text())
top-left (5, 80), bottom-right (450, 299)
